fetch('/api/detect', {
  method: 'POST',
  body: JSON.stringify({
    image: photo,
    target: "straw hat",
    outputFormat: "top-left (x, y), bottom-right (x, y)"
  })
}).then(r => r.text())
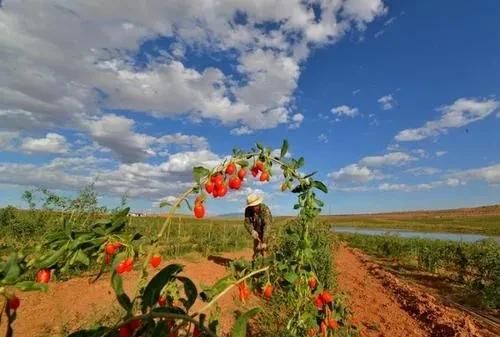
top-left (246, 193), bottom-right (263, 207)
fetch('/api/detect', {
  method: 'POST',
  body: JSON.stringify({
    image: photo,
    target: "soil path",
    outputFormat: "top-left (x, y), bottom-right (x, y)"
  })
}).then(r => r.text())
top-left (336, 245), bottom-right (427, 337)
top-left (336, 245), bottom-right (497, 337)
top-left (1, 249), bottom-right (253, 337)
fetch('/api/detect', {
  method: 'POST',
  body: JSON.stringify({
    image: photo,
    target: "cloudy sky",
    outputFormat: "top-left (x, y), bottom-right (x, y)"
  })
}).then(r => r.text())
top-left (0, 0), bottom-right (499, 215)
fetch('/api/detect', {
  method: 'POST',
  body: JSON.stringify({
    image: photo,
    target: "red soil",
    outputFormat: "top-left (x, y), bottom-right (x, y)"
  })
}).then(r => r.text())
top-left (336, 245), bottom-right (498, 337)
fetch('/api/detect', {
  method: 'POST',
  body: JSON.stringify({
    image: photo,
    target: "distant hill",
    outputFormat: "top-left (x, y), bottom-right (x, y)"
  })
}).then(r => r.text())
top-left (214, 212), bottom-right (244, 218)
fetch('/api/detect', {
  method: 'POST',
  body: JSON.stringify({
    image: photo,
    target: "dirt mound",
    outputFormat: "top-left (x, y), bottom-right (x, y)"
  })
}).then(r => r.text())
top-left (349, 248), bottom-right (497, 337)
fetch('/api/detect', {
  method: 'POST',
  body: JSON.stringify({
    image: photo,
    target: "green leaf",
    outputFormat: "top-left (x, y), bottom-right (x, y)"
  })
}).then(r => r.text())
top-left (284, 271), bottom-right (298, 284)
top-left (296, 157), bottom-right (305, 168)
top-left (304, 171), bottom-right (317, 179)
top-left (142, 264), bottom-right (183, 312)
top-left (291, 185), bottom-right (305, 193)
top-left (37, 243), bottom-right (68, 269)
top-left (231, 307), bottom-right (261, 337)
top-left (111, 272), bottom-right (132, 311)
top-left (200, 275), bottom-right (235, 302)
top-left (73, 250), bottom-right (90, 266)
top-left (66, 327), bottom-right (110, 337)
top-left (152, 306), bottom-right (187, 315)
top-left (256, 143), bottom-right (264, 150)
top-left (14, 281), bottom-right (48, 292)
top-left (280, 139), bottom-right (289, 159)
top-left (151, 320), bottom-right (168, 337)
top-left (176, 276), bottom-right (198, 310)
top-left (193, 166), bottom-right (211, 183)
top-left (312, 180), bottom-right (328, 193)
top-left (159, 200), bottom-right (173, 208)
top-left (235, 159), bottom-right (249, 167)
top-left (1, 254), bottom-right (20, 283)
top-left (106, 208), bottom-right (130, 234)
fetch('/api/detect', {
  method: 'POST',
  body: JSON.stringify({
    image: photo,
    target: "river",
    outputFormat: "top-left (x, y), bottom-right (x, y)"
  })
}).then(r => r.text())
top-left (332, 226), bottom-right (500, 243)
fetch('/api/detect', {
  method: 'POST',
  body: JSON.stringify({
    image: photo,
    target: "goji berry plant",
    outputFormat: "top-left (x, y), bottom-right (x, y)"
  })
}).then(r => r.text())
top-left (0, 140), bottom-right (354, 337)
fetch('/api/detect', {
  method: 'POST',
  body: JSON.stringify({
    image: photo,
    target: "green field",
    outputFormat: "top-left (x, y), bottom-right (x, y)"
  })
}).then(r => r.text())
top-left (321, 208), bottom-right (500, 236)
top-left (0, 207), bottom-right (292, 257)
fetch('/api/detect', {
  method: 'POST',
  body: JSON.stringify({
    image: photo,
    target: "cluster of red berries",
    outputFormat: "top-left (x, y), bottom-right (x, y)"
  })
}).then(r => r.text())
top-left (150, 254), bottom-right (162, 268)
top-left (118, 319), bottom-right (141, 337)
top-left (310, 289), bottom-right (338, 336)
top-left (104, 242), bottom-right (123, 265)
top-left (116, 257), bottom-right (134, 274)
top-left (194, 160), bottom-right (270, 219)
top-left (262, 283), bottom-right (273, 299)
top-left (103, 241), bottom-right (134, 274)
top-left (36, 268), bottom-right (51, 283)
top-left (237, 281), bottom-right (251, 302)
top-left (251, 160), bottom-right (270, 182)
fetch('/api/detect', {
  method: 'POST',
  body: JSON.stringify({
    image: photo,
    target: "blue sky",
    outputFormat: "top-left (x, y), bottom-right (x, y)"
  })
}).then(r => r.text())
top-left (0, 0), bottom-right (499, 215)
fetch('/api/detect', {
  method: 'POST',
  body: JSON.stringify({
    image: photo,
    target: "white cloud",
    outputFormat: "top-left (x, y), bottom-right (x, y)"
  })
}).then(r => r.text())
top-left (406, 167), bottom-right (440, 176)
top-left (156, 133), bottom-right (208, 150)
top-left (0, 0), bottom-right (386, 142)
top-left (395, 98), bottom-right (500, 142)
top-left (435, 151), bottom-right (447, 157)
top-left (331, 105), bottom-right (359, 118)
top-left (20, 133), bottom-right (69, 154)
top-left (377, 94), bottom-right (394, 110)
top-left (450, 164), bottom-right (500, 185)
top-left (230, 126), bottom-right (253, 135)
top-left (328, 164), bottom-right (381, 184)
top-left (0, 147), bottom-right (223, 200)
top-left (352, 89), bottom-right (361, 95)
top-left (289, 113), bottom-right (304, 129)
top-left (84, 114), bottom-right (155, 163)
top-left (318, 133), bottom-right (329, 143)
top-left (359, 152), bottom-right (415, 167)
top-left (160, 150), bottom-right (221, 173)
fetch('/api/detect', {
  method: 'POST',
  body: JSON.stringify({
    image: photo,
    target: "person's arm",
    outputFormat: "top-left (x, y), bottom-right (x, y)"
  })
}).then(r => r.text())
top-left (262, 204), bottom-right (273, 230)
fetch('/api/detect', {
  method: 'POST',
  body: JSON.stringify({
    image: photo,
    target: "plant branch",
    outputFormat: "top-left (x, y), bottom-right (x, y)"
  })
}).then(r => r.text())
top-left (104, 312), bottom-right (217, 337)
top-left (192, 266), bottom-right (269, 316)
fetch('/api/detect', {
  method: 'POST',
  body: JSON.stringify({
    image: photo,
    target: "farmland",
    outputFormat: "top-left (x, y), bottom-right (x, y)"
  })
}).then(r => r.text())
top-left (322, 204), bottom-right (500, 235)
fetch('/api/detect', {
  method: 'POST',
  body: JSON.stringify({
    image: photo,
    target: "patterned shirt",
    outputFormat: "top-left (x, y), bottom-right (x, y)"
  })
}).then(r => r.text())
top-left (244, 203), bottom-right (272, 240)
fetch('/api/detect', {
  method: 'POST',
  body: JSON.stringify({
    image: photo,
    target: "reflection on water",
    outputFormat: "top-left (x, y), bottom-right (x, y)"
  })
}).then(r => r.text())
top-left (332, 226), bottom-right (500, 243)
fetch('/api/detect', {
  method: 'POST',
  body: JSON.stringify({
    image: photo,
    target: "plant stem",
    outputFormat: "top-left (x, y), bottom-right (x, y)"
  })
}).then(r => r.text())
top-left (132, 187), bottom-right (194, 302)
top-left (192, 266), bottom-right (269, 316)
top-left (104, 313), bottom-right (217, 337)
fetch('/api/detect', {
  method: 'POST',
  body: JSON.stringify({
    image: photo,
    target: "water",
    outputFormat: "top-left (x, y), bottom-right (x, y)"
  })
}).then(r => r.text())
top-left (332, 226), bottom-right (500, 243)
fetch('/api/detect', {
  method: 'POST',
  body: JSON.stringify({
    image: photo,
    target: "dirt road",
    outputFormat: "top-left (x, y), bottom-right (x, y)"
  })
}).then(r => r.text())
top-left (336, 245), bottom-right (498, 337)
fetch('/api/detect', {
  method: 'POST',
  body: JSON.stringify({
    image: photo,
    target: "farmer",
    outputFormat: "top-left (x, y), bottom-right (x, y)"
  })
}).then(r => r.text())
top-left (244, 193), bottom-right (273, 259)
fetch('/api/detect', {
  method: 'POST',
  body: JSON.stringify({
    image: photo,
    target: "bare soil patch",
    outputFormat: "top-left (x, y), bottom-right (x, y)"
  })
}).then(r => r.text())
top-left (0, 250), bottom-right (253, 337)
top-left (336, 245), bottom-right (499, 337)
